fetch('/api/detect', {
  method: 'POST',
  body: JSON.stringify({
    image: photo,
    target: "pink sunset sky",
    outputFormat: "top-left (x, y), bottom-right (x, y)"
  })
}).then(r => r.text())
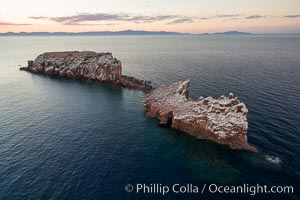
top-left (0, 0), bottom-right (300, 33)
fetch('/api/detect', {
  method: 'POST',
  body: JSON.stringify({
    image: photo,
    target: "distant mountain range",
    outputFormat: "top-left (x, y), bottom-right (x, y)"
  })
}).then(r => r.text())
top-left (0, 30), bottom-right (187, 36)
top-left (0, 30), bottom-right (252, 36)
top-left (2, 30), bottom-right (300, 36)
top-left (212, 31), bottom-right (251, 35)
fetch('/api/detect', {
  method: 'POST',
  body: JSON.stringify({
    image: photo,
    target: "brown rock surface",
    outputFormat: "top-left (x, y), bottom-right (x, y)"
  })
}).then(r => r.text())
top-left (20, 51), bottom-right (152, 92)
top-left (142, 80), bottom-right (257, 152)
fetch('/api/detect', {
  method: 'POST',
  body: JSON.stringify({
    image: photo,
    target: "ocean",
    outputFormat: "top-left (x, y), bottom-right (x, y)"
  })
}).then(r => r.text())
top-left (0, 35), bottom-right (299, 199)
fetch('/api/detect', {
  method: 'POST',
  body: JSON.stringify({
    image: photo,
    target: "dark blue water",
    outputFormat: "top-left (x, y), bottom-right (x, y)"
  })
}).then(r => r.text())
top-left (0, 35), bottom-right (299, 200)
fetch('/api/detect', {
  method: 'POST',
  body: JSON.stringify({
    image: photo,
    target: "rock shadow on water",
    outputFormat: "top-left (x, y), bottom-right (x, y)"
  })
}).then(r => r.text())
top-left (153, 120), bottom-right (243, 184)
top-left (28, 71), bottom-right (126, 92)
top-left (27, 72), bottom-right (134, 110)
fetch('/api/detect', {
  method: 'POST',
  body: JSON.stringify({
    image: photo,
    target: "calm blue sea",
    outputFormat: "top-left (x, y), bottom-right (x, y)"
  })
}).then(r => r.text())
top-left (0, 35), bottom-right (299, 200)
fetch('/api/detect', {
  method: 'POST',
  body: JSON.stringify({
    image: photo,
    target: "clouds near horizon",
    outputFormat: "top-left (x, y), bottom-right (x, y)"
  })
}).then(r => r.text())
top-left (28, 12), bottom-right (300, 25)
top-left (245, 15), bottom-right (266, 19)
top-left (284, 15), bottom-right (300, 18)
top-left (29, 13), bottom-right (196, 25)
top-left (0, 21), bottom-right (31, 26)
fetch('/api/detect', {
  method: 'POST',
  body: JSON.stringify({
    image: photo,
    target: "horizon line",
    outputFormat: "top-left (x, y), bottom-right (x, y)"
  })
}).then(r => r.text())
top-left (1, 30), bottom-right (300, 35)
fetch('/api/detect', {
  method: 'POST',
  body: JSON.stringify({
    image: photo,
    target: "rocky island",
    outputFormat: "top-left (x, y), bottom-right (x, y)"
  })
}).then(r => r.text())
top-left (142, 80), bottom-right (257, 152)
top-left (20, 51), bottom-right (152, 92)
top-left (20, 51), bottom-right (257, 152)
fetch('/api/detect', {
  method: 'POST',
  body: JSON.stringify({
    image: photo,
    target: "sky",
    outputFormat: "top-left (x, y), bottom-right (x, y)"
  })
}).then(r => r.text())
top-left (0, 0), bottom-right (300, 33)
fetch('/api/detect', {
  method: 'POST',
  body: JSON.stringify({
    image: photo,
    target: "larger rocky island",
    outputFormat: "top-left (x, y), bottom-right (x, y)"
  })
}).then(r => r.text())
top-left (20, 51), bottom-right (152, 92)
top-left (20, 51), bottom-right (257, 152)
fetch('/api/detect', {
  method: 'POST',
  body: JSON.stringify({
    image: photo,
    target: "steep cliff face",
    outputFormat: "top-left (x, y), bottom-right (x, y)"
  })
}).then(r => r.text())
top-left (142, 80), bottom-right (257, 152)
top-left (26, 51), bottom-right (122, 81)
top-left (20, 51), bottom-right (152, 92)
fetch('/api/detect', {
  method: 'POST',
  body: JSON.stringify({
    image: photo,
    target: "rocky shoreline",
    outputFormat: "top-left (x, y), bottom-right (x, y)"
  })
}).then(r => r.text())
top-left (20, 51), bottom-right (257, 152)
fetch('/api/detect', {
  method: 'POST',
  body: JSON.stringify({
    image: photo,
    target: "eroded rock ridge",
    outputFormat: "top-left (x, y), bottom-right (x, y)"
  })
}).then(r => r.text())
top-left (142, 80), bottom-right (257, 152)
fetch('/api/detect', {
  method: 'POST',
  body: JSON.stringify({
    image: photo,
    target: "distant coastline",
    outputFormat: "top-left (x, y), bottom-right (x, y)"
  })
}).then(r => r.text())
top-left (0, 30), bottom-right (252, 36)
top-left (1, 30), bottom-right (299, 36)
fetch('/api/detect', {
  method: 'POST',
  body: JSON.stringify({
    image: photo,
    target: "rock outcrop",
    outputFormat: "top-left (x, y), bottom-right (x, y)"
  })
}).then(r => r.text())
top-left (20, 51), bottom-right (257, 152)
top-left (142, 80), bottom-right (257, 152)
top-left (20, 51), bottom-right (152, 92)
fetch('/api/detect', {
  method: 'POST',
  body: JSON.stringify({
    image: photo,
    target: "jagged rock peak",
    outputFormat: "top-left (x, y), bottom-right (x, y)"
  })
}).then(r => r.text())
top-left (143, 80), bottom-right (257, 152)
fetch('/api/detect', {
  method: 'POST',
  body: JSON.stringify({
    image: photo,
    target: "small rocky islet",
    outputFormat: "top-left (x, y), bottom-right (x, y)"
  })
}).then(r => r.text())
top-left (20, 51), bottom-right (257, 152)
